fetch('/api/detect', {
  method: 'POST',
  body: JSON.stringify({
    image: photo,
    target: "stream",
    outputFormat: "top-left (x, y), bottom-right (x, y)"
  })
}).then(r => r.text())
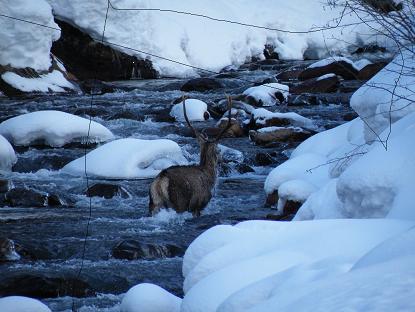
top-left (0, 61), bottom-right (355, 311)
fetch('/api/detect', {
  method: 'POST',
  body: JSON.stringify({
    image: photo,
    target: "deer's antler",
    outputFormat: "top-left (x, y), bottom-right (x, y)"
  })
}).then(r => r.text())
top-left (182, 95), bottom-right (205, 140)
top-left (212, 96), bottom-right (233, 142)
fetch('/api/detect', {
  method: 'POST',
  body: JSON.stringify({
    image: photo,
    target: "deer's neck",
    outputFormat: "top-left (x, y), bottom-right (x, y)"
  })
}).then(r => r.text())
top-left (199, 149), bottom-right (218, 183)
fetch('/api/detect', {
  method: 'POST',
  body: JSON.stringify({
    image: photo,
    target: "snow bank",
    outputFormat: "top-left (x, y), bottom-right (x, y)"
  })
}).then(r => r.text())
top-left (243, 83), bottom-right (289, 107)
top-left (170, 99), bottom-right (208, 122)
top-left (62, 138), bottom-right (187, 179)
top-left (121, 283), bottom-right (181, 312)
top-left (0, 0), bottom-right (59, 70)
top-left (46, 0), bottom-right (382, 76)
top-left (351, 49), bottom-right (415, 144)
top-left (251, 108), bottom-right (316, 130)
top-left (0, 111), bottom-right (114, 147)
top-left (1, 71), bottom-right (76, 93)
top-left (0, 296), bottom-right (51, 312)
top-left (0, 134), bottom-right (17, 171)
top-left (180, 219), bottom-right (415, 312)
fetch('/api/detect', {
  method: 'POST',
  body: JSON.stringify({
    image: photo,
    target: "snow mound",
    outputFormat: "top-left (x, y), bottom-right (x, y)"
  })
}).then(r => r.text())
top-left (307, 56), bottom-right (355, 69)
top-left (0, 296), bottom-right (51, 312)
top-left (0, 110), bottom-right (114, 147)
top-left (251, 108), bottom-right (316, 130)
top-left (0, 134), bottom-right (17, 171)
top-left (243, 83), bottom-right (289, 107)
top-left (0, 0), bottom-right (59, 70)
top-left (1, 71), bottom-right (76, 93)
top-left (121, 283), bottom-right (181, 312)
top-left (45, 1), bottom-right (383, 77)
top-left (351, 49), bottom-right (415, 144)
top-left (180, 219), bottom-right (414, 312)
top-left (170, 99), bottom-right (208, 121)
top-left (62, 138), bottom-right (187, 179)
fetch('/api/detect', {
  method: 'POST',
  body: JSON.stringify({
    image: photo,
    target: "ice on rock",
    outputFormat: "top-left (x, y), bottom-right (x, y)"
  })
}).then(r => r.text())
top-left (0, 296), bottom-right (51, 312)
top-left (0, 134), bottom-right (17, 171)
top-left (121, 283), bottom-right (181, 312)
top-left (170, 99), bottom-right (209, 122)
top-left (0, 111), bottom-right (114, 147)
top-left (251, 108), bottom-right (316, 130)
top-left (243, 83), bottom-right (289, 107)
top-left (62, 138), bottom-right (187, 179)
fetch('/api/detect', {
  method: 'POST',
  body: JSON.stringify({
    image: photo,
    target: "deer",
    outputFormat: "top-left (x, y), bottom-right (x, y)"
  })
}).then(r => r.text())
top-left (149, 96), bottom-right (233, 217)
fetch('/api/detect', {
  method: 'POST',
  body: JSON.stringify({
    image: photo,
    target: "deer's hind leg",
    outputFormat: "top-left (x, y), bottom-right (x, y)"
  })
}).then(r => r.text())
top-left (149, 177), bottom-right (170, 216)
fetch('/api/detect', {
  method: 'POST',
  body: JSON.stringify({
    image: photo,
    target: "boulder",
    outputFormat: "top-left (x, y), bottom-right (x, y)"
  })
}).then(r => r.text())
top-left (264, 190), bottom-right (278, 208)
top-left (0, 274), bottom-right (93, 298)
top-left (86, 183), bottom-right (130, 199)
top-left (363, 0), bottom-right (403, 13)
top-left (52, 19), bottom-right (157, 81)
top-left (282, 200), bottom-right (303, 215)
top-left (235, 163), bottom-right (255, 174)
top-left (249, 127), bottom-right (313, 146)
top-left (290, 74), bottom-right (340, 94)
top-left (255, 152), bottom-right (274, 166)
top-left (263, 44), bottom-right (279, 60)
top-left (299, 61), bottom-right (358, 81)
top-left (276, 69), bottom-right (302, 81)
top-left (287, 94), bottom-right (319, 106)
top-left (0, 238), bottom-right (21, 262)
top-left (180, 78), bottom-right (223, 92)
top-left (358, 62), bottom-right (388, 80)
top-left (112, 240), bottom-right (183, 260)
top-left (4, 188), bottom-right (72, 208)
top-left (0, 179), bottom-right (12, 193)
top-left (216, 118), bottom-right (245, 138)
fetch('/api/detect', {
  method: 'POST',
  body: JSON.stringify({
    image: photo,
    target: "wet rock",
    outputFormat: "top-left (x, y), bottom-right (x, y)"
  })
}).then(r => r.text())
top-left (13, 154), bottom-right (75, 173)
top-left (352, 44), bottom-right (387, 55)
top-left (180, 78), bottom-right (223, 92)
top-left (79, 80), bottom-right (115, 95)
top-left (52, 19), bottom-right (157, 81)
top-left (4, 188), bottom-right (71, 208)
top-left (219, 163), bottom-right (233, 177)
top-left (264, 190), bottom-right (278, 208)
top-left (363, 0), bottom-right (402, 13)
top-left (343, 111), bottom-right (359, 121)
top-left (249, 127), bottom-right (313, 146)
top-left (249, 115), bottom-right (292, 130)
top-left (255, 152), bottom-right (274, 166)
top-left (112, 240), bottom-right (183, 260)
top-left (265, 213), bottom-right (294, 221)
top-left (217, 118), bottom-right (245, 138)
top-left (358, 62), bottom-right (387, 80)
top-left (291, 75), bottom-right (340, 94)
top-left (263, 44), bottom-right (279, 60)
top-left (299, 61), bottom-right (358, 81)
top-left (109, 111), bottom-right (144, 121)
top-left (288, 94), bottom-right (319, 106)
top-left (0, 179), bottom-right (12, 193)
top-left (235, 163), bottom-right (255, 174)
top-left (0, 238), bottom-right (21, 262)
top-left (86, 183), bottom-right (130, 199)
top-left (0, 274), bottom-right (93, 298)
top-left (283, 200), bottom-right (303, 215)
top-left (276, 69), bottom-right (302, 81)
top-left (254, 77), bottom-right (278, 86)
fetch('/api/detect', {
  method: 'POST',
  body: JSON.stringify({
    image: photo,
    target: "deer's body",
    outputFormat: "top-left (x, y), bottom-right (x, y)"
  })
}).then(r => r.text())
top-left (149, 96), bottom-right (232, 217)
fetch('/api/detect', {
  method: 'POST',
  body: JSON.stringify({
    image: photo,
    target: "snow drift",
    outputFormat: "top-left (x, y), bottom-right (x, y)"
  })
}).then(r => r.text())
top-left (45, 0), bottom-right (386, 77)
top-left (0, 111), bottom-right (114, 147)
top-left (62, 138), bottom-right (187, 179)
top-left (170, 99), bottom-right (209, 122)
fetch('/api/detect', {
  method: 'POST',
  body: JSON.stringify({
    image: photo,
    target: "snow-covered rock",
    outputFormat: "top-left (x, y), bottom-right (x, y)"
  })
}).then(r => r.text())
top-left (180, 218), bottom-right (415, 312)
top-left (243, 83), bottom-right (289, 107)
top-left (121, 283), bottom-right (181, 312)
top-left (1, 70), bottom-right (76, 93)
top-left (0, 111), bottom-right (114, 147)
top-left (46, 1), bottom-right (382, 77)
top-left (0, 296), bottom-right (51, 312)
top-left (62, 138), bottom-right (187, 179)
top-left (170, 99), bottom-right (209, 122)
top-left (351, 49), bottom-right (415, 144)
top-left (0, 135), bottom-right (17, 171)
top-left (0, 0), bottom-right (59, 71)
top-left (251, 108), bottom-right (316, 130)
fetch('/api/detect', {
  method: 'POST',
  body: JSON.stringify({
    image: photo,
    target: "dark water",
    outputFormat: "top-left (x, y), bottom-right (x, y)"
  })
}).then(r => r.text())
top-left (0, 65), bottom-right (354, 311)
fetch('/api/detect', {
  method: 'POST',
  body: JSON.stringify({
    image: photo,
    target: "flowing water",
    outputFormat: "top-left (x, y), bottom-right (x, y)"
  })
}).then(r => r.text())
top-left (0, 64), bottom-right (355, 311)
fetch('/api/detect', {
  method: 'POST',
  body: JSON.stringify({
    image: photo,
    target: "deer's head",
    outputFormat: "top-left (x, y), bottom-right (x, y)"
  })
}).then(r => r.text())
top-left (182, 96), bottom-right (233, 168)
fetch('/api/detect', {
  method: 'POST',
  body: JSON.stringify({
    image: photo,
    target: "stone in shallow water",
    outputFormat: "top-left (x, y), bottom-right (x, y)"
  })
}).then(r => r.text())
top-left (112, 240), bottom-right (184, 260)
top-left (180, 78), bottom-right (223, 92)
top-left (86, 183), bottom-right (130, 199)
top-left (0, 274), bottom-right (93, 298)
top-left (249, 127), bottom-right (313, 146)
top-left (0, 238), bottom-right (20, 262)
top-left (0, 179), bottom-right (12, 193)
top-left (4, 188), bottom-right (72, 208)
